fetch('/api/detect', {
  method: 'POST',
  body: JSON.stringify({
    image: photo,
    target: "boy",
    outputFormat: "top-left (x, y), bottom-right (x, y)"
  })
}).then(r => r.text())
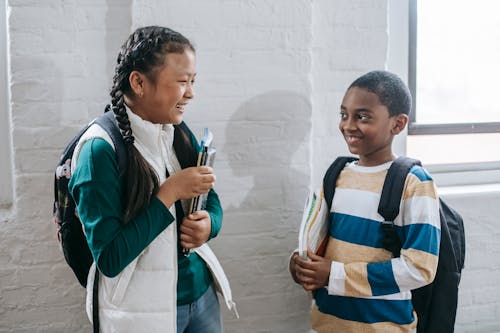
top-left (290, 70), bottom-right (440, 332)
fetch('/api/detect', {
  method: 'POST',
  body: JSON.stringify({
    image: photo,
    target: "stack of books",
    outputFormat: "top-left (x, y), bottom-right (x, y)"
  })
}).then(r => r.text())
top-left (188, 127), bottom-right (216, 214)
top-left (183, 128), bottom-right (216, 257)
top-left (298, 190), bottom-right (329, 259)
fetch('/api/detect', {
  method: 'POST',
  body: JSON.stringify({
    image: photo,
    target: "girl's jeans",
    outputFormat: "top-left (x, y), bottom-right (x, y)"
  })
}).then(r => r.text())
top-left (177, 284), bottom-right (222, 333)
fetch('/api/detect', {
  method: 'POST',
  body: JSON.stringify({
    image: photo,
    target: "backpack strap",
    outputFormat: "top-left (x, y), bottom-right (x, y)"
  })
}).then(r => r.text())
top-left (378, 156), bottom-right (422, 257)
top-left (89, 111), bottom-right (124, 333)
top-left (94, 111), bottom-right (128, 178)
top-left (173, 121), bottom-right (199, 168)
top-left (323, 156), bottom-right (359, 210)
top-left (170, 122), bottom-right (198, 256)
top-left (92, 269), bottom-right (99, 333)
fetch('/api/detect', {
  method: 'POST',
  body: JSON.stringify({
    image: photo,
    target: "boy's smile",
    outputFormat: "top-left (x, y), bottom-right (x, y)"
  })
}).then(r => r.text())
top-left (339, 87), bottom-right (406, 166)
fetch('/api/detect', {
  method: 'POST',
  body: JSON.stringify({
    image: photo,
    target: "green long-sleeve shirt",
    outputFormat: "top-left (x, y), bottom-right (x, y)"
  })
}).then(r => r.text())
top-left (69, 137), bottom-right (223, 305)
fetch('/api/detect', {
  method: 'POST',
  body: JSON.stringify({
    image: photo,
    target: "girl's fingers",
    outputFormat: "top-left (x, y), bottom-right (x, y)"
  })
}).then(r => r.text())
top-left (198, 166), bottom-right (214, 174)
top-left (179, 223), bottom-right (195, 234)
top-left (180, 233), bottom-right (193, 242)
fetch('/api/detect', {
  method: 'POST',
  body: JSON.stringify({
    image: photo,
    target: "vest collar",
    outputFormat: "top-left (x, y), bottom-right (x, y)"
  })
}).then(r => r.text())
top-left (125, 106), bottom-right (175, 149)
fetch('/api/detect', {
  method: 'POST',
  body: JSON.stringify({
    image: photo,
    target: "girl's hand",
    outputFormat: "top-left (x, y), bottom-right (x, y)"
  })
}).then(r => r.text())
top-left (156, 166), bottom-right (215, 207)
top-left (294, 248), bottom-right (332, 291)
top-left (179, 210), bottom-right (212, 249)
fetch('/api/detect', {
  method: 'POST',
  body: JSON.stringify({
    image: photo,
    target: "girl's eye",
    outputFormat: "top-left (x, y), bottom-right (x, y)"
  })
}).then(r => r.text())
top-left (357, 114), bottom-right (369, 120)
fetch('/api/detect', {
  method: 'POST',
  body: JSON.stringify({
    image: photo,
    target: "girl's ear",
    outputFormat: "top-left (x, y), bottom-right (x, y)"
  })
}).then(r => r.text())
top-left (391, 114), bottom-right (409, 135)
top-left (129, 71), bottom-right (145, 97)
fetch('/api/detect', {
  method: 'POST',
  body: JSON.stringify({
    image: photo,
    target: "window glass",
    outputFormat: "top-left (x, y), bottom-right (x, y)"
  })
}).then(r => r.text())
top-left (408, 0), bottom-right (500, 170)
top-left (416, 0), bottom-right (500, 125)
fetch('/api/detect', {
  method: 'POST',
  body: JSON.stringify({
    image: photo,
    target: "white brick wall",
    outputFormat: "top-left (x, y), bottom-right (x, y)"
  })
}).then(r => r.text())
top-left (1, 1), bottom-right (499, 332)
top-left (443, 191), bottom-right (500, 333)
top-left (1, 1), bottom-right (131, 332)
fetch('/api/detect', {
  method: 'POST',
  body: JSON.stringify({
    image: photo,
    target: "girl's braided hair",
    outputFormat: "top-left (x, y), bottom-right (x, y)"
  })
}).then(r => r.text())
top-left (107, 26), bottom-right (195, 222)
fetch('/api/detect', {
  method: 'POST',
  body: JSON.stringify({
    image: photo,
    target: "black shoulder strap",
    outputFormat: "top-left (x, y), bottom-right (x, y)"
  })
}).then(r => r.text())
top-left (94, 111), bottom-right (128, 178)
top-left (378, 156), bottom-right (422, 222)
top-left (173, 121), bottom-right (198, 169)
top-left (323, 156), bottom-right (358, 210)
top-left (92, 269), bottom-right (99, 333)
top-left (378, 157), bottom-right (421, 257)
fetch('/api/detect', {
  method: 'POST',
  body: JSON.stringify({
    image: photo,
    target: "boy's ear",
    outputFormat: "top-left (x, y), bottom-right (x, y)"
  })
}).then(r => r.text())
top-left (128, 71), bottom-right (145, 97)
top-left (391, 114), bottom-right (409, 135)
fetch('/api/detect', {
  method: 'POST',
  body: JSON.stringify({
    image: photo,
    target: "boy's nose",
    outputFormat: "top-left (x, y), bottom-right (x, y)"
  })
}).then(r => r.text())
top-left (342, 118), bottom-right (357, 131)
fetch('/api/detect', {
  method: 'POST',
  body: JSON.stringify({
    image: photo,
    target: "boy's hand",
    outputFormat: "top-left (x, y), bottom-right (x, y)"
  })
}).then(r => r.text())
top-left (289, 252), bottom-right (301, 284)
top-left (179, 210), bottom-right (212, 249)
top-left (295, 248), bottom-right (332, 291)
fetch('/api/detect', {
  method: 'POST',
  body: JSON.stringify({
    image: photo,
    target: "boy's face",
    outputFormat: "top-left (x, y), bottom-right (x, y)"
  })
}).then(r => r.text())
top-left (339, 87), bottom-right (407, 166)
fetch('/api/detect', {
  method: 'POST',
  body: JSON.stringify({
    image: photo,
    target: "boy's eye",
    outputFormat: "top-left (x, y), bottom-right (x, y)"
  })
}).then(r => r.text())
top-left (357, 113), bottom-right (369, 120)
top-left (339, 112), bottom-right (347, 119)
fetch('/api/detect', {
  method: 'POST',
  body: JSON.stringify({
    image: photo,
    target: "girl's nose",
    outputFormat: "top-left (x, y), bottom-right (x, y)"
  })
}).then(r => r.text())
top-left (185, 83), bottom-right (194, 99)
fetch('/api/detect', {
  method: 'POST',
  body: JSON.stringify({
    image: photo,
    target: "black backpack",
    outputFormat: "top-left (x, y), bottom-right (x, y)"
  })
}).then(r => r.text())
top-left (323, 156), bottom-right (466, 333)
top-left (53, 111), bottom-right (126, 333)
top-left (53, 111), bottom-right (127, 288)
top-left (53, 110), bottom-right (197, 332)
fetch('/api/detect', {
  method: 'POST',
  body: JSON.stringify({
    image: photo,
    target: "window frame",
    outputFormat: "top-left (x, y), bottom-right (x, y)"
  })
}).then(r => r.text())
top-left (1, 1), bottom-right (13, 210)
top-left (387, 0), bottom-right (500, 188)
top-left (408, 0), bottom-right (500, 136)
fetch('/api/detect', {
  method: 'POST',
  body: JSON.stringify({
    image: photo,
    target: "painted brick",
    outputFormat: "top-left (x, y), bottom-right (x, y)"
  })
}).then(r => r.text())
top-left (2, 1), bottom-right (499, 332)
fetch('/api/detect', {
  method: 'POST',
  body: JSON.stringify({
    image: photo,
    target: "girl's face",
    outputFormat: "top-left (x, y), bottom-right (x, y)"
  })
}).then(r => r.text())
top-left (135, 49), bottom-right (196, 125)
top-left (339, 87), bottom-right (405, 166)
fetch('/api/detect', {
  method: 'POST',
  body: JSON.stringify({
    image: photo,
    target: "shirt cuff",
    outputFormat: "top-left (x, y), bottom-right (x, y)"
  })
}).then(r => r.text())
top-left (327, 261), bottom-right (346, 295)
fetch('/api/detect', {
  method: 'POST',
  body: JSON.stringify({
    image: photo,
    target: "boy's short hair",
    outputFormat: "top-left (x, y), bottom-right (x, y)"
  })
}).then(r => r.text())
top-left (348, 70), bottom-right (412, 116)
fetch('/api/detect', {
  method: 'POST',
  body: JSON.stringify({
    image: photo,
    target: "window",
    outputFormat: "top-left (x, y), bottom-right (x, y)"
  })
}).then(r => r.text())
top-left (408, 0), bottom-right (500, 134)
top-left (1, 1), bottom-right (13, 210)
top-left (406, 0), bottom-right (500, 186)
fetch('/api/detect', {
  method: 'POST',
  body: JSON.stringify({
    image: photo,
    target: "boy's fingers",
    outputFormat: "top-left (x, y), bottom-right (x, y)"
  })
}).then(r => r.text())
top-left (307, 248), bottom-right (323, 261)
top-left (298, 274), bottom-right (316, 284)
top-left (295, 264), bottom-right (317, 278)
top-left (303, 283), bottom-right (320, 291)
top-left (296, 257), bottom-right (318, 271)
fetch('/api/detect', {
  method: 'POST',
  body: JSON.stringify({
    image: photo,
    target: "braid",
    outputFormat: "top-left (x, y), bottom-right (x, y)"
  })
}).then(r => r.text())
top-left (110, 86), bottom-right (134, 144)
top-left (106, 26), bottom-right (195, 223)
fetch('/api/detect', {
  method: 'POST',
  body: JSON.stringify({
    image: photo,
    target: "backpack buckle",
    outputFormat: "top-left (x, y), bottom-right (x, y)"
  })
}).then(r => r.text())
top-left (381, 220), bottom-right (394, 231)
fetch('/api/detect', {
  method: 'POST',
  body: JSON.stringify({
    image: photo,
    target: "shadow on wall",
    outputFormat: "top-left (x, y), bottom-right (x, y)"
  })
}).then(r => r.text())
top-left (215, 91), bottom-right (312, 331)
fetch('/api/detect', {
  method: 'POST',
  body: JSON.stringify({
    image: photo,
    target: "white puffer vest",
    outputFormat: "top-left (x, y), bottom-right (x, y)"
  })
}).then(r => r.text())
top-left (72, 110), bottom-right (236, 333)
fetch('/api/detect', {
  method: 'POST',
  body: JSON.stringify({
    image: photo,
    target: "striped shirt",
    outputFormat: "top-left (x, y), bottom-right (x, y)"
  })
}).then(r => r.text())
top-left (312, 160), bottom-right (440, 333)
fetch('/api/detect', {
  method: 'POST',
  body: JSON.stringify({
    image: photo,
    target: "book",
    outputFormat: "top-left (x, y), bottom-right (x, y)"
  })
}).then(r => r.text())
top-left (188, 127), bottom-right (216, 213)
top-left (183, 128), bottom-right (216, 256)
top-left (298, 189), bottom-right (329, 259)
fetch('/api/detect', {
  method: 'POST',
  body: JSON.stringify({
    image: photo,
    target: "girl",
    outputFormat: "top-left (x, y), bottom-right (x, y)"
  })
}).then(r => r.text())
top-left (69, 26), bottom-right (234, 333)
